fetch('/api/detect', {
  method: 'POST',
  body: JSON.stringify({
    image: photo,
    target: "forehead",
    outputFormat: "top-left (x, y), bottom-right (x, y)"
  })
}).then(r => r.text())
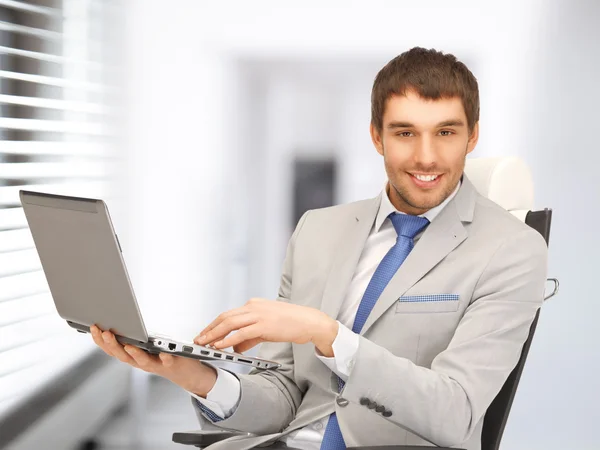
top-left (383, 91), bottom-right (467, 126)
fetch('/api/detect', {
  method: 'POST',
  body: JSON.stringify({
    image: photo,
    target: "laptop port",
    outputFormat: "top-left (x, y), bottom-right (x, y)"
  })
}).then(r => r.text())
top-left (168, 343), bottom-right (176, 351)
top-left (182, 345), bottom-right (193, 353)
top-left (213, 352), bottom-right (221, 358)
top-left (200, 350), bottom-right (210, 356)
top-left (225, 356), bottom-right (233, 361)
top-left (237, 358), bottom-right (252, 364)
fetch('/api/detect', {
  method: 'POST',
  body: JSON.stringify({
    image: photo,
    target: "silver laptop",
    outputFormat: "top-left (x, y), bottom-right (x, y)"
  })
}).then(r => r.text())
top-left (19, 190), bottom-right (281, 371)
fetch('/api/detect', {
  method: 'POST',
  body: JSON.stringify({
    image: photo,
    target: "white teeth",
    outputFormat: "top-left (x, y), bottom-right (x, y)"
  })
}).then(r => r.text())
top-left (414, 174), bottom-right (439, 182)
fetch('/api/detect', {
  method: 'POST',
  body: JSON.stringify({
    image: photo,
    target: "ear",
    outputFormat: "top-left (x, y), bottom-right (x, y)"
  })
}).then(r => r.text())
top-left (466, 122), bottom-right (479, 155)
top-left (370, 122), bottom-right (384, 156)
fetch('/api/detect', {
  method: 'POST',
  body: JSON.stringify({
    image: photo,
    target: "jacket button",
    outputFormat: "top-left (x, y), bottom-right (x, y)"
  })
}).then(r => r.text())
top-left (367, 401), bottom-right (377, 409)
top-left (382, 410), bottom-right (392, 417)
top-left (336, 397), bottom-right (349, 407)
top-left (375, 405), bottom-right (385, 413)
top-left (359, 397), bottom-right (370, 406)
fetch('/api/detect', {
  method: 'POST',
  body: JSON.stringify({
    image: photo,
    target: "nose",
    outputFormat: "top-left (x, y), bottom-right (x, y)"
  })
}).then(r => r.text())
top-left (413, 135), bottom-right (436, 169)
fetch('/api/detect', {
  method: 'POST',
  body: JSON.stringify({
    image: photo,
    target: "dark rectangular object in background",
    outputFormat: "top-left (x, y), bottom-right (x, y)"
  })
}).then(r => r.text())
top-left (292, 157), bottom-right (337, 228)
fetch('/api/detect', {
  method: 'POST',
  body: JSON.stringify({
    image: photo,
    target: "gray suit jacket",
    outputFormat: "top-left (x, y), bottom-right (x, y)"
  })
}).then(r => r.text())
top-left (193, 175), bottom-right (548, 450)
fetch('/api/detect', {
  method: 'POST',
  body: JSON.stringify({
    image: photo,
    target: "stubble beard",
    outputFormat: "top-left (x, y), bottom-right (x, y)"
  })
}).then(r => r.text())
top-left (384, 145), bottom-right (466, 213)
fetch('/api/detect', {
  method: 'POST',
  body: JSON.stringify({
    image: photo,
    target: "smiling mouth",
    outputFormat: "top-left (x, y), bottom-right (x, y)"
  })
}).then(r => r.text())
top-left (410, 173), bottom-right (441, 182)
top-left (408, 172), bottom-right (443, 188)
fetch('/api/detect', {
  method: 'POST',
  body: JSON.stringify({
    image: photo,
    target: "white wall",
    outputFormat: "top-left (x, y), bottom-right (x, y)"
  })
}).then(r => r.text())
top-left (498, 2), bottom-right (600, 447)
top-left (121, 1), bottom-right (599, 448)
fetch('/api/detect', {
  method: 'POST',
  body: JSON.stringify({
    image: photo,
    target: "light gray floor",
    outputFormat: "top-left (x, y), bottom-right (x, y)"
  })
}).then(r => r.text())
top-left (94, 374), bottom-right (202, 450)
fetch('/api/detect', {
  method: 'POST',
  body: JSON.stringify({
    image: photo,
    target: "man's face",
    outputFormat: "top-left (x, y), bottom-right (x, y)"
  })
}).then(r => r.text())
top-left (370, 90), bottom-right (479, 215)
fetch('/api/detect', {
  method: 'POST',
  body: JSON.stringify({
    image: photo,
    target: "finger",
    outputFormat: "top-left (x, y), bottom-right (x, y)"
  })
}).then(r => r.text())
top-left (90, 325), bottom-right (114, 357)
top-left (102, 331), bottom-right (139, 367)
top-left (158, 352), bottom-right (176, 368)
top-left (213, 324), bottom-right (262, 350)
top-left (198, 314), bottom-right (257, 346)
top-left (232, 337), bottom-right (263, 354)
top-left (195, 310), bottom-right (248, 344)
top-left (197, 311), bottom-right (237, 337)
top-left (124, 345), bottom-right (161, 372)
top-left (196, 308), bottom-right (248, 342)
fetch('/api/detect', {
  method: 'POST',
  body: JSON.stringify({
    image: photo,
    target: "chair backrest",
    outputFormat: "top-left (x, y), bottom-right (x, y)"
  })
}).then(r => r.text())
top-left (464, 157), bottom-right (552, 450)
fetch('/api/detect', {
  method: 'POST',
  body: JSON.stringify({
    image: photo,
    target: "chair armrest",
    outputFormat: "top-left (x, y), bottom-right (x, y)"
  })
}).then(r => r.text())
top-left (172, 430), bottom-right (252, 448)
top-left (172, 431), bottom-right (467, 450)
top-left (348, 447), bottom-right (465, 450)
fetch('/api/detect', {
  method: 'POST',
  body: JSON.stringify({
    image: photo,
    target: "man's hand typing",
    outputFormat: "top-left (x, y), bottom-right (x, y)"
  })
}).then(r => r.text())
top-left (194, 298), bottom-right (339, 357)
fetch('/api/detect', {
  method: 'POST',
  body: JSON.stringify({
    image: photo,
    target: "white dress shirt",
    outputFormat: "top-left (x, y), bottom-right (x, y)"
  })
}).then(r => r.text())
top-left (192, 180), bottom-right (460, 449)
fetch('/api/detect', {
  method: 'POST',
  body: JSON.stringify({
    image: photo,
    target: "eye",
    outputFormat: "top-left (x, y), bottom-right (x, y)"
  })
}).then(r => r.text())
top-left (439, 130), bottom-right (454, 136)
top-left (395, 131), bottom-right (414, 137)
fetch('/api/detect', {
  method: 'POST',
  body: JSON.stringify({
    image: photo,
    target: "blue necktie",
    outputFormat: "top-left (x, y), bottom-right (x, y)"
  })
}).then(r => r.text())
top-left (320, 213), bottom-right (430, 450)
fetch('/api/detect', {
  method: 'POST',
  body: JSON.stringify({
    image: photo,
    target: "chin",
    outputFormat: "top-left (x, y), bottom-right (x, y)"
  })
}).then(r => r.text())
top-left (391, 177), bottom-right (453, 213)
top-left (405, 191), bottom-right (446, 212)
top-left (410, 200), bottom-right (441, 212)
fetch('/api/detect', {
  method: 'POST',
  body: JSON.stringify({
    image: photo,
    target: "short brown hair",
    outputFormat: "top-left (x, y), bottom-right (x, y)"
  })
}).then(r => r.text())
top-left (371, 47), bottom-right (480, 135)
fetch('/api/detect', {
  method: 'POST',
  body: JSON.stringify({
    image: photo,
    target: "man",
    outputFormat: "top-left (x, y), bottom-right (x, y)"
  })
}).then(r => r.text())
top-left (92, 47), bottom-right (548, 450)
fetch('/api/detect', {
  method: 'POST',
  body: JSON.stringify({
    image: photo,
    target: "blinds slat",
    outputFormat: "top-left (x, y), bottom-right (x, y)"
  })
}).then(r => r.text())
top-left (0, 314), bottom-right (64, 353)
top-left (0, 162), bottom-right (107, 179)
top-left (0, 70), bottom-right (105, 92)
top-left (0, 45), bottom-right (102, 68)
top-left (0, 0), bottom-right (61, 17)
top-left (0, 118), bottom-right (107, 135)
top-left (0, 293), bottom-right (54, 327)
top-left (0, 311), bottom-right (53, 329)
top-left (0, 94), bottom-right (107, 114)
top-left (0, 271), bottom-right (48, 303)
top-left (0, 21), bottom-right (62, 40)
top-left (0, 45), bottom-right (63, 64)
top-left (0, 228), bottom-right (33, 253)
top-left (0, 208), bottom-right (27, 231)
top-left (0, 141), bottom-right (106, 156)
top-left (0, 248), bottom-right (40, 277)
top-left (0, 181), bottom-right (106, 206)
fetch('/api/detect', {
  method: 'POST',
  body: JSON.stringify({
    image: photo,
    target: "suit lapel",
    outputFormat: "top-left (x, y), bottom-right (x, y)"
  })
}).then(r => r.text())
top-left (360, 176), bottom-right (477, 335)
top-left (320, 194), bottom-right (381, 321)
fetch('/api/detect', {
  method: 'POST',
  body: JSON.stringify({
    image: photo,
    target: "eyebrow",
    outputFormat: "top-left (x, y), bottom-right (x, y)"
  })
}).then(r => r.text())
top-left (387, 119), bottom-right (466, 129)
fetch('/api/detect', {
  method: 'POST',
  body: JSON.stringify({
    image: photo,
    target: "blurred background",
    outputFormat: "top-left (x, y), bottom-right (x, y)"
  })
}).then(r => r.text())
top-left (1, 0), bottom-right (598, 449)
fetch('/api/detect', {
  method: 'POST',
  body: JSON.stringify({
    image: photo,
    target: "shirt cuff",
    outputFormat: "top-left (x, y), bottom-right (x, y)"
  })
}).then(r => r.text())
top-left (315, 321), bottom-right (359, 381)
top-left (190, 366), bottom-right (241, 420)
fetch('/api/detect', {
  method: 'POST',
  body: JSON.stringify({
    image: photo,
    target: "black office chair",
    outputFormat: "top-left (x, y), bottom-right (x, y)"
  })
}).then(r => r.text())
top-left (173, 157), bottom-right (559, 450)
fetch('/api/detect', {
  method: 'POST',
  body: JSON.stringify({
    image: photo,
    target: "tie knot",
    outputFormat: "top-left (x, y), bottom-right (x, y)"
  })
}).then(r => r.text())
top-left (389, 213), bottom-right (429, 238)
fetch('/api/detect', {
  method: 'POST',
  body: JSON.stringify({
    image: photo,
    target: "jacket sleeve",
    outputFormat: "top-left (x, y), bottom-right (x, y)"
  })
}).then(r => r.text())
top-left (190, 367), bottom-right (241, 420)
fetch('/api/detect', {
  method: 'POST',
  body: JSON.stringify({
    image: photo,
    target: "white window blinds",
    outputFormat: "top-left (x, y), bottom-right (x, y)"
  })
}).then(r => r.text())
top-left (0, 0), bottom-right (118, 419)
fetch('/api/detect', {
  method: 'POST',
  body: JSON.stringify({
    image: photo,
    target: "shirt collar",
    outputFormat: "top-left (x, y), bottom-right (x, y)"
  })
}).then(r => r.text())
top-left (375, 179), bottom-right (461, 233)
